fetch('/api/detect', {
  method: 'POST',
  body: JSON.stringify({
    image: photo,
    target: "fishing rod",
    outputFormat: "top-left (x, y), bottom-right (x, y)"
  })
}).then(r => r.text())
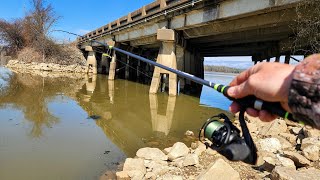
top-left (55, 30), bottom-right (294, 122)
top-left (55, 30), bottom-right (303, 165)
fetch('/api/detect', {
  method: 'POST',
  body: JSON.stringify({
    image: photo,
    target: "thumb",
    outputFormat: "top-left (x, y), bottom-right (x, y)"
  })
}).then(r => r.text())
top-left (227, 81), bottom-right (251, 99)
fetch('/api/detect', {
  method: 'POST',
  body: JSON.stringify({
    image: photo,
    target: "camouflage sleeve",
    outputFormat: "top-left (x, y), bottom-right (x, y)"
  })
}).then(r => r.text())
top-left (288, 54), bottom-right (320, 128)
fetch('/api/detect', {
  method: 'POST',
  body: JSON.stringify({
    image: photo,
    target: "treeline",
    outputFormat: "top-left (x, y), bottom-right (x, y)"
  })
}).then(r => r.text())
top-left (204, 65), bottom-right (244, 73)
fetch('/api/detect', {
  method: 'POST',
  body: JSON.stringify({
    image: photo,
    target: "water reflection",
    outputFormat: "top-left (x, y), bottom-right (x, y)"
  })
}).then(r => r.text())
top-left (0, 73), bottom-right (62, 138)
top-left (149, 94), bottom-right (176, 136)
top-left (75, 74), bottom-right (230, 157)
top-left (0, 69), bottom-right (232, 179)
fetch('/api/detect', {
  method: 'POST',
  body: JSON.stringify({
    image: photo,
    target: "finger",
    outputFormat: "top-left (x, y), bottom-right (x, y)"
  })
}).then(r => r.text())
top-left (259, 110), bottom-right (278, 122)
top-left (246, 108), bottom-right (259, 117)
top-left (227, 80), bottom-right (252, 99)
top-left (229, 101), bottom-right (241, 113)
top-left (229, 68), bottom-right (252, 86)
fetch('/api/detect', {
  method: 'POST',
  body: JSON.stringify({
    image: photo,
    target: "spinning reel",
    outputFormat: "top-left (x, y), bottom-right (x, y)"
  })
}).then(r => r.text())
top-left (199, 111), bottom-right (257, 165)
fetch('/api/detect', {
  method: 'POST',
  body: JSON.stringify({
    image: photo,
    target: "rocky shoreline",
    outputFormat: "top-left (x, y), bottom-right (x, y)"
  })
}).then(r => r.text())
top-left (6, 60), bottom-right (87, 73)
top-left (101, 115), bottom-right (320, 180)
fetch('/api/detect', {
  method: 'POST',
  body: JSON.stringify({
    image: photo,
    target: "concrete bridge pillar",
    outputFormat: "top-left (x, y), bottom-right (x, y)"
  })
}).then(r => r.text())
top-left (99, 54), bottom-right (109, 74)
top-left (125, 47), bottom-right (134, 79)
top-left (150, 28), bottom-right (177, 96)
top-left (108, 40), bottom-right (117, 80)
top-left (108, 50), bottom-right (117, 80)
top-left (85, 46), bottom-right (97, 74)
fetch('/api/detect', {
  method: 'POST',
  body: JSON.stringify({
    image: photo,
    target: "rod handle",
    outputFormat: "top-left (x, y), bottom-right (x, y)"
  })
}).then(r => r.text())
top-left (212, 85), bottom-right (294, 121)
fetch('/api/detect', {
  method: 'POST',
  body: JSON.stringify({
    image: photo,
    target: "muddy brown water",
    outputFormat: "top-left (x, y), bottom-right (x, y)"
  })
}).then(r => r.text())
top-left (0, 68), bottom-right (234, 180)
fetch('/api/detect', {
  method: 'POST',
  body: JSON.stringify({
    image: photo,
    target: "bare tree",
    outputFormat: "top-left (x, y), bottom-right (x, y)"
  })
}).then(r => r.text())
top-left (292, 0), bottom-right (320, 55)
top-left (24, 0), bottom-right (60, 61)
top-left (0, 19), bottom-right (25, 55)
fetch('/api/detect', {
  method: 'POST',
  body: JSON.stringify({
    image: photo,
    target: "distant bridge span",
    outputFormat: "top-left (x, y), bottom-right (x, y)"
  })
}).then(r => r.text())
top-left (77, 0), bottom-right (303, 94)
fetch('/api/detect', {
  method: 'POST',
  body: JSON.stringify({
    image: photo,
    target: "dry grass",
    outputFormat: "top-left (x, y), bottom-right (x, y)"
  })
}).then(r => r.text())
top-left (17, 43), bottom-right (86, 65)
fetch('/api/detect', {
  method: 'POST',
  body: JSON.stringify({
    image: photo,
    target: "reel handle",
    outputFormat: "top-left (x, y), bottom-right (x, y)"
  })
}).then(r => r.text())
top-left (213, 85), bottom-right (294, 121)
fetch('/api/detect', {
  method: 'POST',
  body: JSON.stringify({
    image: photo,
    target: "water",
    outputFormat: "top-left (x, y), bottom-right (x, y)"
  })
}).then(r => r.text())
top-left (0, 68), bottom-right (234, 180)
top-left (200, 72), bottom-right (236, 111)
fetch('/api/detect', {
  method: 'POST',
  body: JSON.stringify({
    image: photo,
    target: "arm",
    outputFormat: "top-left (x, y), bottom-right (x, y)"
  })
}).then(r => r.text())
top-left (228, 54), bottom-right (320, 129)
top-left (288, 54), bottom-right (320, 128)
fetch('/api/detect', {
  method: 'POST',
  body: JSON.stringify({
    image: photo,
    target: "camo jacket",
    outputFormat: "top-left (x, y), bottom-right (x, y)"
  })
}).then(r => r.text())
top-left (288, 54), bottom-right (320, 128)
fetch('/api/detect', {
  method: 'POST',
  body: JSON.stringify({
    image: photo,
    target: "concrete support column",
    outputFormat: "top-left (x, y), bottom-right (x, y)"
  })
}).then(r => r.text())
top-left (176, 45), bottom-right (185, 90)
top-left (125, 47), bottom-right (133, 79)
top-left (285, 54), bottom-right (290, 64)
top-left (150, 28), bottom-right (177, 96)
top-left (108, 50), bottom-right (117, 80)
top-left (85, 46), bottom-right (97, 74)
top-left (99, 54), bottom-right (109, 73)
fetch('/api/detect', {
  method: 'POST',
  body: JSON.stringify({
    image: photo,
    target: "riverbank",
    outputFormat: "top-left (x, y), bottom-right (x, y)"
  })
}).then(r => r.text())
top-left (6, 60), bottom-right (87, 74)
top-left (102, 114), bottom-right (320, 180)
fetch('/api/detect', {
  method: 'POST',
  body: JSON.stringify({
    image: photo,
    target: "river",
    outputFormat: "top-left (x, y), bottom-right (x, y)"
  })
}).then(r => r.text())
top-left (0, 67), bottom-right (236, 180)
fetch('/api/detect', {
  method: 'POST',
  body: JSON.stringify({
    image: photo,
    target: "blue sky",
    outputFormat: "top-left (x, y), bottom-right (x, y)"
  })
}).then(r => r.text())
top-left (0, 0), bottom-right (154, 41)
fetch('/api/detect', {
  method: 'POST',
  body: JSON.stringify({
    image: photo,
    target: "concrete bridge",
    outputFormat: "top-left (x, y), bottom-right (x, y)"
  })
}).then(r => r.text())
top-left (77, 0), bottom-right (303, 95)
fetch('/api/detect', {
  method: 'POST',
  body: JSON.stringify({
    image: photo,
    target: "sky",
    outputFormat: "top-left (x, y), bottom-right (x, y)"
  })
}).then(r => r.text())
top-left (0, 0), bottom-right (304, 69)
top-left (0, 0), bottom-right (154, 41)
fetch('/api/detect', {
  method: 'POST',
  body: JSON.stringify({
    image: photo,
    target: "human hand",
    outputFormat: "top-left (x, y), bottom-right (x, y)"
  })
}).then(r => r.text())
top-left (227, 62), bottom-right (295, 121)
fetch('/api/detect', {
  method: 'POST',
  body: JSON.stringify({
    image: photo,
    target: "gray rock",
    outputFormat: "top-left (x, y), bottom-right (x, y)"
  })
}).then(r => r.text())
top-left (271, 166), bottom-right (320, 180)
top-left (152, 165), bottom-right (170, 177)
top-left (280, 132), bottom-right (296, 144)
top-left (123, 158), bottom-right (146, 174)
top-left (116, 171), bottom-right (130, 180)
top-left (158, 174), bottom-right (183, 180)
top-left (185, 130), bottom-right (195, 136)
top-left (145, 172), bottom-right (156, 180)
top-left (128, 170), bottom-right (145, 180)
top-left (259, 138), bottom-right (282, 153)
top-left (167, 142), bottom-right (189, 161)
top-left (304, 128), bottom-right (320, 138)
top-left (195, 142), bottom-right (206, 156)
top-left (302, 137), bottom-right (320, 149)
top-left (302, 144), bottom-right (319, 161)
top-left (183, 154), bottom-right (199, 166)
top-left (163, 147), bottom-right (172, 155)
top-left (259, 119), bottom-right (287, 136)
top-left (197, 158), bottom-right (240, 180)
top-left (144, 160), bottom-right (167, 171)
top-left (205, 148), bottom-right (218, 156)
top-left (282, 151), bottom-right (311, 167)
top-left (276, 154), bottom-right (296, 169)
top-left (191, 142), bottom-right (198, 149)
top-left (275, 136), bottom-right (293, 149)
top-left (262, 156), bottom-right (278, 172)
top-left (136, 147), bottom-right (168, 161)
top-left (170, 157), bottom-right (184, 168)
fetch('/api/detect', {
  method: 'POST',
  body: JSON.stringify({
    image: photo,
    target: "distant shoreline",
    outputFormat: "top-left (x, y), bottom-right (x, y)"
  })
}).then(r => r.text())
top-left (203, 65), bottom-right (244, 74)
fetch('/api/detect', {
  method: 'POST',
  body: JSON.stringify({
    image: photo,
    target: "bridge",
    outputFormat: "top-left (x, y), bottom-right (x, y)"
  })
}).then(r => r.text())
top-left (77, 0), bottom-right (303, 95)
